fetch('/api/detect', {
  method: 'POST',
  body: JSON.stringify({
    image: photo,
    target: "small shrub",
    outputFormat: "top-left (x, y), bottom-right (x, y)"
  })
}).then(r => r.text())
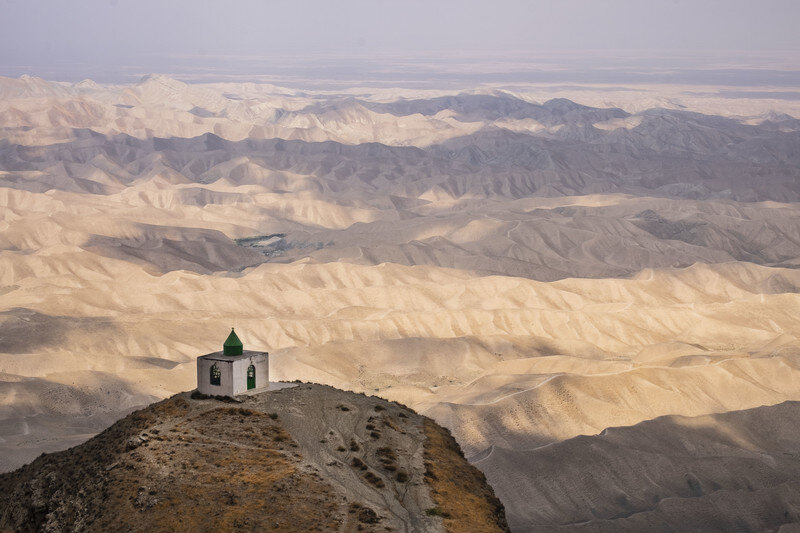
top-left (376, 447), bottom-right (396, 459)
top-left (364, 471), bottom-right (385, 488)
top-left (425, 507), bottom-right (451, 518)
top-left (381, 417), bottom-right (399, 431)
top-left (424, 462), bottom-right (437, 481)
top-left (358, 507), bottom-right (380, 524)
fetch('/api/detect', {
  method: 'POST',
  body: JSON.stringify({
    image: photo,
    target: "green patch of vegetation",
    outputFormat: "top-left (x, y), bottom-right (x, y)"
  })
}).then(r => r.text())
top-left (425, 507), bottom-right (452, 518)
top-left (234, 233), bottom-right (286, 245)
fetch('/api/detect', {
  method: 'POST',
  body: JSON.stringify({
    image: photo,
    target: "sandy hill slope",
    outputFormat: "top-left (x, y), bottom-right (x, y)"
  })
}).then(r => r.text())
top-left (0, 383), bottom-right (508, 532)
top-left (478, 401), bottom-right (800, 531)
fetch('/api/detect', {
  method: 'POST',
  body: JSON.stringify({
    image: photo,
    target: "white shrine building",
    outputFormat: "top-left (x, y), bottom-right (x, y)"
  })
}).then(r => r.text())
top-left (196, 328), bottom-right (269, 397)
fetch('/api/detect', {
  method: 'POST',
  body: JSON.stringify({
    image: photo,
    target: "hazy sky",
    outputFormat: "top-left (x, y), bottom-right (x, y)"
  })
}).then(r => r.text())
top-left (2, 0), bottom-right (799, 84)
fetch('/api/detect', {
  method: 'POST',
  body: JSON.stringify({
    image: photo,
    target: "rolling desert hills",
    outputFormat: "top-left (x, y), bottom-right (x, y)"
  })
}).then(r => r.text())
top-left (1, 75), bottom-right (800, 530)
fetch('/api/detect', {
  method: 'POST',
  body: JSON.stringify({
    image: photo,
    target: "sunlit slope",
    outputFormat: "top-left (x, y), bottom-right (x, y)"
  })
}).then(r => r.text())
top-left (3, 236), bottom-right (800, 466)
top-left (282, 195), bottom-right (800, 279)
top-left (5, 182), bottom-right (800, 283)
top-left (0, 75), bottom-right (483, 146)
top-left (3, 179), bottom-right (800, 473)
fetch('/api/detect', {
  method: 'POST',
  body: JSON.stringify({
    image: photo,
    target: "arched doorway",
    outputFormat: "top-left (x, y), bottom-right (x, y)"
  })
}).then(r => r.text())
top-left (210, 363), bottom-right (221, 386)
top-left (247, 364), bottom-right (256, 390)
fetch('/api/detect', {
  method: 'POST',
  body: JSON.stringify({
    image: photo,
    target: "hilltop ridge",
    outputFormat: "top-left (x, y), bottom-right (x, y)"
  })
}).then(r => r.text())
top-left (0, 383), bottom-right (508, 532)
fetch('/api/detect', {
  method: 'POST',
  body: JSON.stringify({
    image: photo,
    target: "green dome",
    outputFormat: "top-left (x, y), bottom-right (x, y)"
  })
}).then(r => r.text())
top-left (223, 328), bottom-right (243, 355)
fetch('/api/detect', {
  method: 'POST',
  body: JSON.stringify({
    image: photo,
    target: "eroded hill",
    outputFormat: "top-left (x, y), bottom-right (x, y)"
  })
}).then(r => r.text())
top-left (478, 401), bottom-right (800, 531)
top-left (0, 383), bottom-right (508, 532)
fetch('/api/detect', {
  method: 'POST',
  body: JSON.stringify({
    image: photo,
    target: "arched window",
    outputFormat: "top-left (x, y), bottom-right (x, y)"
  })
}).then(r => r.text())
top-left (210, 363), bottom-right (221, 386)
top-left (247, 364), bottom-right (256, 390)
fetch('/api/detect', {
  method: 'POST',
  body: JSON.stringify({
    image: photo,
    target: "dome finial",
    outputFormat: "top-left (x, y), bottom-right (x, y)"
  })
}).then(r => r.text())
top-left (223, 328), bottom-right (243, 356)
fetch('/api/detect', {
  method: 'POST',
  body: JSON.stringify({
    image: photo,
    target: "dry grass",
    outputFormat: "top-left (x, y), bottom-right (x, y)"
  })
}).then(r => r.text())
top-left (0, 386), bottom-right (509, 533)
top-left (376, 446), bottom-right (398, 472)
top-left (91, 406), bottom-right (342, 532)
top-left (0, 398), bottom-right (343, 532)
top-left (363, 471), bottom-right (385, 489)
top-left (422, 419), bottom-right (509, 532)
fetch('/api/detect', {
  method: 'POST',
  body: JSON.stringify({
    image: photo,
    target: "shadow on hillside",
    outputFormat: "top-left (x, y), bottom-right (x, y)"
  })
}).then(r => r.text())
top-left (477, 400), bottom-right (800, 531)
top-left (0, 307), bottom-right (117, 354)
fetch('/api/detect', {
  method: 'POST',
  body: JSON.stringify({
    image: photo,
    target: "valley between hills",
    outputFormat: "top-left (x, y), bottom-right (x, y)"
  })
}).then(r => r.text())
top-left (1, 74), bottom-right (800, 530)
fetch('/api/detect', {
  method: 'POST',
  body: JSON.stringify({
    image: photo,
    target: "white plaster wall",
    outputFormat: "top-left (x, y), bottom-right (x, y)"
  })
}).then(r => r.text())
top-left (231, 353), bottom-right (269, 395)
top-left (197, 357), bottom-right (234, 397)
top-left (197, 352), bottom-right (269, 397)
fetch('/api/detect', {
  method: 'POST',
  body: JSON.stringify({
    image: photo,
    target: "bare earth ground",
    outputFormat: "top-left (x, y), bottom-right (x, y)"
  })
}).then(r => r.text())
top-left (0, 383), bottom-right (508, 532)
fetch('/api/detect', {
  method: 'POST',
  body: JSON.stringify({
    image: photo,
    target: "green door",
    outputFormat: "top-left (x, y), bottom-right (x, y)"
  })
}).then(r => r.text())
top-left (247, 364), bottom-right (256, 390)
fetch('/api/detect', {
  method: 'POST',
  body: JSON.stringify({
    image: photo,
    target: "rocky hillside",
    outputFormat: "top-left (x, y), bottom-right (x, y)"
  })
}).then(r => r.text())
top-left (0, 383), bottom-right (508, 532)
